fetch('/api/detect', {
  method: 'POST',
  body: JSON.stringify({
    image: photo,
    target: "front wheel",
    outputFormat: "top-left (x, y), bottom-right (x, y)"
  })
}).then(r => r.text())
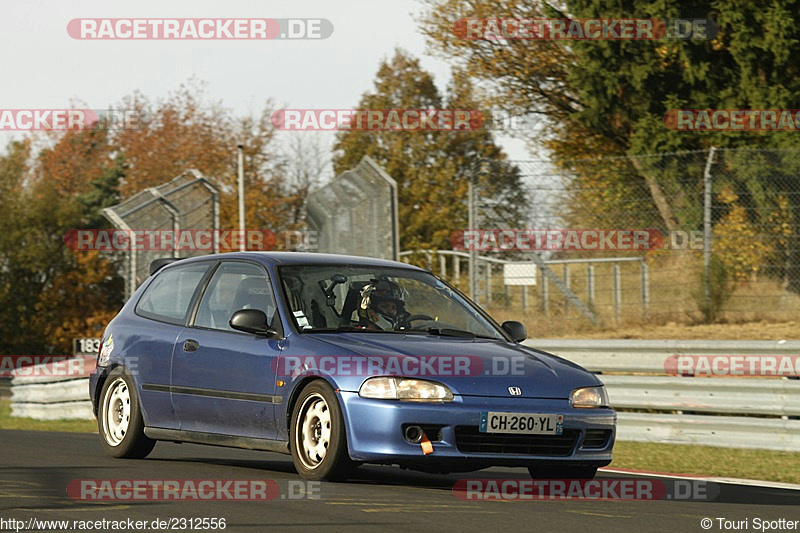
top-left (290, 380), bottom-right (354, 481)
top-left (528, 465), bottom-right (598, 480)
top-left (97, 367), bottom-right (155, 459)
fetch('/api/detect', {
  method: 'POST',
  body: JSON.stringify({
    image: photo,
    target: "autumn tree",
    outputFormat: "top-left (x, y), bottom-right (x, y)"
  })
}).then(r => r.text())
top-left (115, 80), bottom-right (293, 234)
top-left (333, 49), bottom-right (525, 251)
top-left (422, 0), bottom-right (800, 290)
top-left (0, 128), bottom-right (125, 354)
top-left (0, 80), bottom-right (308, 353)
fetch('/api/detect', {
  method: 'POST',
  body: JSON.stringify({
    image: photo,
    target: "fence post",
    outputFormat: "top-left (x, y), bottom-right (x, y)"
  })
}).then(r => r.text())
top-left (439, 253), bottom-right (446, 278)
top-left (540, 268), bottom-right (549, 315)
top-left (467, 163), bottom-right (479, 302)
top-left (613, 263), bottom-right (621, 324)
top-left (453, 255), bottom-right (460, 283)
top-left (703, 146), bottom-right (717, 319)
top-left (641, 260), bottom-right (649, 319)
top-left (587, 263), bottom-right (595, 310)
top-left (521, 285), bottom-right (528, 312)
top-left (563, 264), bottom-right (570, 314)
top-left (485, 262), bottom-right (492, 305)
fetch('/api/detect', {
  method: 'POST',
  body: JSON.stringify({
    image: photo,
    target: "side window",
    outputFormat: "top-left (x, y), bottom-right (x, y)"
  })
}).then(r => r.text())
top-left (136, 263), bottom-right (211, 324)
top-left (194, 262), bottom-right (277, 332)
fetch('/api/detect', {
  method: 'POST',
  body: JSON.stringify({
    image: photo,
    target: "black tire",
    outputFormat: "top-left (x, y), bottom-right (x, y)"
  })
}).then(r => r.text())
top-left (97, 367), bottom-right (155, 459)
top-left (290, 380), bottom-right (354, 481)
top-left (528, 465), bottom-right (598, 480)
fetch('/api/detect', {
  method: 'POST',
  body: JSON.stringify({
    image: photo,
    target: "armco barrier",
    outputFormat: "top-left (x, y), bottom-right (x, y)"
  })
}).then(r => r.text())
top-left (9, 356), bottom-right (95, 421)
top-left (525, 339), bottom-right (800, 452)
top-left (527, 339), bottom-right (800, 374)
top-left (9, 341), bottom-right (800, 451)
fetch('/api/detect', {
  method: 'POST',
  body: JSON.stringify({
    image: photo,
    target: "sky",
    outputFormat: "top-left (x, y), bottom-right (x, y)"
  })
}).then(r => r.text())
top-left (0, 0), bottom-right (531, 167)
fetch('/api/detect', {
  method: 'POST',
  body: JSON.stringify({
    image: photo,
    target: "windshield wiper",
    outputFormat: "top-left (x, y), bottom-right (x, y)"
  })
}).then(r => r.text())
top-left (305, 325), bottom-right (404, 334)
top-left (416, 327), bottom-right (503, 340)
top-left (420, 327), bottom-right (474, 338)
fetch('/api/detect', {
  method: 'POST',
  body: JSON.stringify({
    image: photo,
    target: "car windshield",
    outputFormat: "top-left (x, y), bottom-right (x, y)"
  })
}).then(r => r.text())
top-left (279, 265), bottom-right (505, 340)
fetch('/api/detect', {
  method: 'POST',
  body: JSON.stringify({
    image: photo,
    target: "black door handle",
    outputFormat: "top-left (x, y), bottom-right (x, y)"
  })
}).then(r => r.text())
top-left (183, 339), bottom-right (200, 352)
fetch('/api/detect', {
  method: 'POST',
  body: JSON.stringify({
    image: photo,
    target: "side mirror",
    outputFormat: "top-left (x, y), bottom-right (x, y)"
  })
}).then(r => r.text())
top-left (501, 320), bottom-right (527, 343)
top-left (230, 309), bottom-right (276, 337)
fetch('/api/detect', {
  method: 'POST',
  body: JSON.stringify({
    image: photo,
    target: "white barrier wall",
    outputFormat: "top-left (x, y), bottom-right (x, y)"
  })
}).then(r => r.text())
top-left (526, 339), bottom-right (800, 452)
top-left (10, 341), bottom-right (800, 451)
top-left (10, 356), bottom-right (95, 421)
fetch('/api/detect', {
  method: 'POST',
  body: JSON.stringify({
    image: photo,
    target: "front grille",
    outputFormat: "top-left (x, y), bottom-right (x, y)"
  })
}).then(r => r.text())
top-left (582, 430), bottom-right (611, 449)
top-left (455, 426), bottom-right (579, 456)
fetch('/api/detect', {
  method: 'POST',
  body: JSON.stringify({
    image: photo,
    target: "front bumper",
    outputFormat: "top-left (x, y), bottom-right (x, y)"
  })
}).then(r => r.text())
top-left (339, 391), bottom-right (615, 467)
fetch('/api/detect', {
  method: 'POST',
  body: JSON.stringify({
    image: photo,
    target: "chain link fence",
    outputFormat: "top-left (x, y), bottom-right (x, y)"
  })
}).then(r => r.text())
top-left (103, 169), bottom-right (219, 298)
top-left (409, 148), bottom-right (800, 335)
top-left (306, 155), bottom-right (399, 261)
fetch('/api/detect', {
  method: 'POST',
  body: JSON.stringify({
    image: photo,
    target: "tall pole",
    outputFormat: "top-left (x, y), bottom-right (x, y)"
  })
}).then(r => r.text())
top-left (237, 144), bottom-right (245, 251)
top-left (468, 164), bottom-right (478, 302)
top-left (703, 146), bottom-right (716, 318)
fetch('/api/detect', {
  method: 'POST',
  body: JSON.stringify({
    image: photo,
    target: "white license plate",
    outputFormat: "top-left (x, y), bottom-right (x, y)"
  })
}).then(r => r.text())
top-left (479, 412), bottom-right (563, 435)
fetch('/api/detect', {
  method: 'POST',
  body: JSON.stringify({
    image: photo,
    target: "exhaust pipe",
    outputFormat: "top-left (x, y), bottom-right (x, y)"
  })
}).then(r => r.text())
top-left (404, 425), bottom-right (424, 444)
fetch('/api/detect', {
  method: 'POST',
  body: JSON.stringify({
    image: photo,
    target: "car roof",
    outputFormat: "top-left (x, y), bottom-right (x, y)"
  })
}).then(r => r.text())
top-left (158, 252), bottom-right (426, 271)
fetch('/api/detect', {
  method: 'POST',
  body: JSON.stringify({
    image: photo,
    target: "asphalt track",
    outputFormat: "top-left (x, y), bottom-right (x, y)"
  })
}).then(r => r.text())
top-left (1, 430), bottom-right (798, 533)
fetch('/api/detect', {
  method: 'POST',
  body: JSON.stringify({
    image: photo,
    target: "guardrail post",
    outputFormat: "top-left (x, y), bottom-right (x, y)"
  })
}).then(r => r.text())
top-left (563, 264), bottom-right (570, 314)
top-left (613, 263), bottom-right (621, 324)
top-left (587, 264), bottom-right (595, 310)
top-left (439, 253), bottom-right (446, 278)
top-left (453, 255), bottom-right (460, 282)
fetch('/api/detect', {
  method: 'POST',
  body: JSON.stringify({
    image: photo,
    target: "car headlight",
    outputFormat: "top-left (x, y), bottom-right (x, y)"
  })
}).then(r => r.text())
top-left (570, 386), bottom-right (608, 408)
top-left (359, 377), bottom-right (454, 402)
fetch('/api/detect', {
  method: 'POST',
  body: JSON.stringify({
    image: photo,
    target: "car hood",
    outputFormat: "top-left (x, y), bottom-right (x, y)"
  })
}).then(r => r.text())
top-left (306, 332), bottom-right (601, 399)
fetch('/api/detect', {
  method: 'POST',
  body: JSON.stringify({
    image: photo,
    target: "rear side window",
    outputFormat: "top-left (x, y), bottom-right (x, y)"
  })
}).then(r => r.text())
top-left (136, 262), bottom-right (211, 324)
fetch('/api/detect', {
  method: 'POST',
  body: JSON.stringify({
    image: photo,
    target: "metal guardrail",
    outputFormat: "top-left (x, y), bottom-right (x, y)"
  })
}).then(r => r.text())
top-left (527, 339), bottom-right (800, 374)
top-left (525, 339), bottom-right (800, 451)
top-left (601, 375), bottom-right (800, 416)
top-left (9, 340), bottom-right (800, 452)
top-left (9, 357), bottom-right (94, 421)
top-left (617, 412), bottom-right (800, 452)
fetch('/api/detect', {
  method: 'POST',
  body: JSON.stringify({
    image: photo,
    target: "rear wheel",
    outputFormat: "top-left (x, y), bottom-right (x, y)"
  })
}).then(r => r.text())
top-left (98, 367), bottom-right (155, 459)
top-left (528, 465), bottom-right (598, 480)
top-left (290, 380), bottom-right (353, 481)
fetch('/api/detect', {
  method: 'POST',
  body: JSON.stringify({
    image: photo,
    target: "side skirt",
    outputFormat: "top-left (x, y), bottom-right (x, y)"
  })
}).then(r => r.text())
top-left (144, 427), bottom-right (290, 455)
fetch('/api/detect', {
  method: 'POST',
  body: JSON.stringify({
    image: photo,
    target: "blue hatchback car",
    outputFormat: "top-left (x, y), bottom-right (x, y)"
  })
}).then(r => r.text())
top-left (90, 252), bottom-right (615, 481)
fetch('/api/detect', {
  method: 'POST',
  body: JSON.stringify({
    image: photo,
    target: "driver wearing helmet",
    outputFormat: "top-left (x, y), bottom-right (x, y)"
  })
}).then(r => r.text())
top-left (358, 280), bottom-right (408, 331)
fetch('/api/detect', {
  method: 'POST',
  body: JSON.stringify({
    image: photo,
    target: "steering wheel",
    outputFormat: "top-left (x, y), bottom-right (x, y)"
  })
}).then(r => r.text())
top-left (405, 314), bottom-right (434, 323)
